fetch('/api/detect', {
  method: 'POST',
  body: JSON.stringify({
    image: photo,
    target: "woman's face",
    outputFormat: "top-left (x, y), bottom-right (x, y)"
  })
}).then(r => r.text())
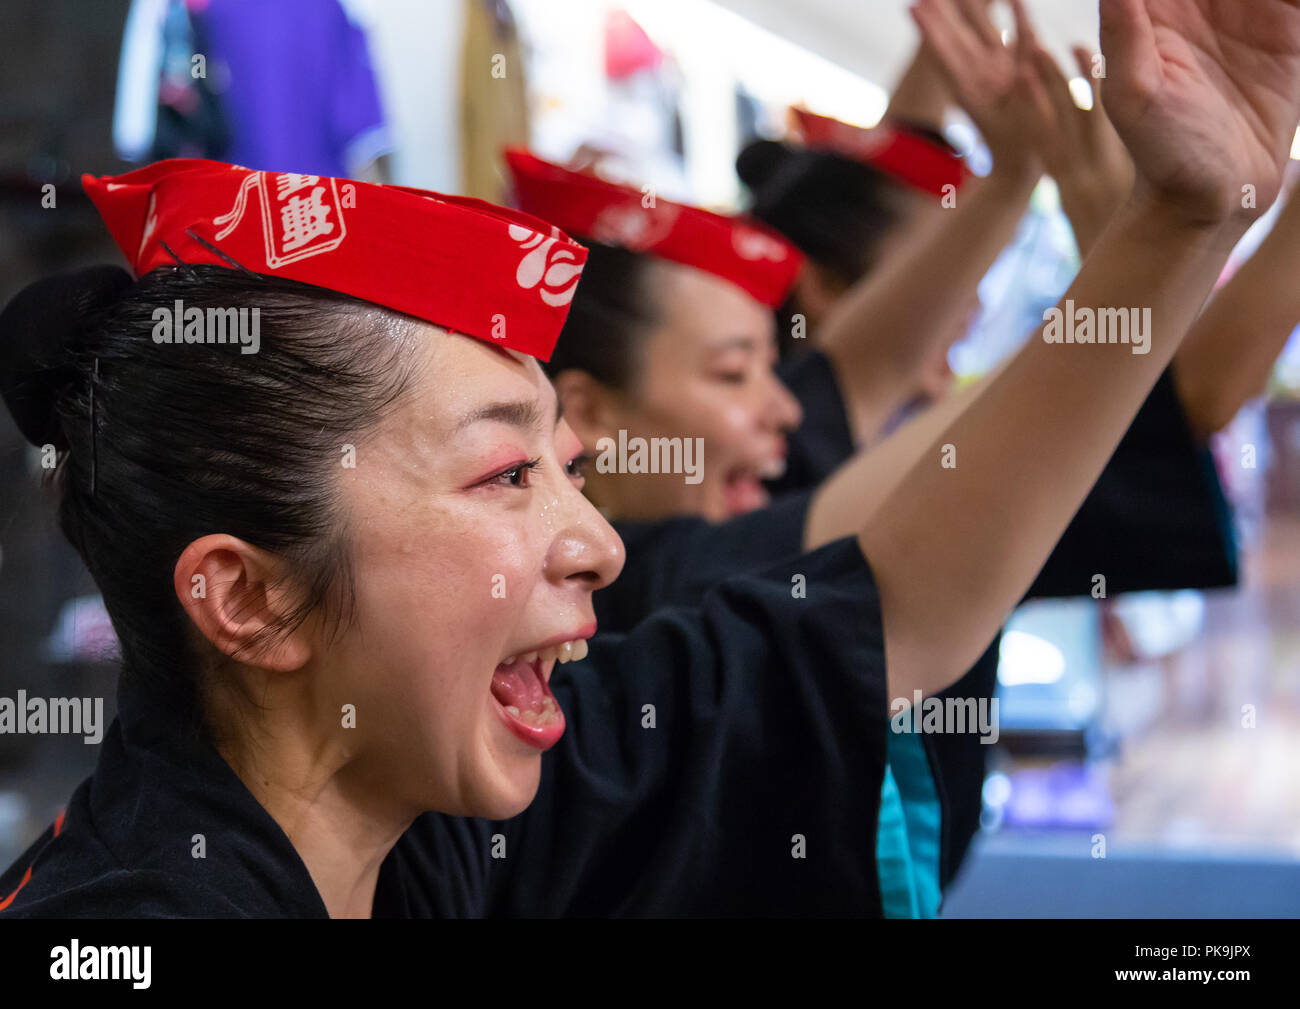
top-left (327, 327), bottom-right (625, 822)
top-left (577, 261), bottom-right (803, 522)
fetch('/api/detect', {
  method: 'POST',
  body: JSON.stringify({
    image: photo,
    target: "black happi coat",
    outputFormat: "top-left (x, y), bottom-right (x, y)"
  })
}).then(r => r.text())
top-left (2, 538), bottom-right (905, 917)
top-left (595, 351), bottom-right (1237, 895)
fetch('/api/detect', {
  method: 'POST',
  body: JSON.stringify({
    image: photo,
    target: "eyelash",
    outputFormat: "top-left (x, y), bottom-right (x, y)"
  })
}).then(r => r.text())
top-left (488, 454), bottom-right (589, 489)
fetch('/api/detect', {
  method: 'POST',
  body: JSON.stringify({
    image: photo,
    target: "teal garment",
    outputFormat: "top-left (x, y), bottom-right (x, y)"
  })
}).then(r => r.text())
top-left (876, 731), bottom-right (944, 918)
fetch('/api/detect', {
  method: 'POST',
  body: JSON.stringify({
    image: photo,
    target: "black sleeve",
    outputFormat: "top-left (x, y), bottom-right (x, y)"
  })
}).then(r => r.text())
top-left (1026, 368), bottom-right (1238, 599)
top-left (484, 537), bottom-right (893, 916)
top-left (595, 489), bottom-right (814, 634)
top-left (766, 350), bottom-right (857, 496)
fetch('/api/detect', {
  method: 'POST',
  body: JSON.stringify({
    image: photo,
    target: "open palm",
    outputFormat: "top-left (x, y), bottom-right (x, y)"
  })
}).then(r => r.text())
top-left (1102, 0), bottom-right (1300, 223)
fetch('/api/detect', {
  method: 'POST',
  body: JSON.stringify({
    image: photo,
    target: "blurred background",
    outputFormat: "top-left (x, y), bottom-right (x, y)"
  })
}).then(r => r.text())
top-left (1, 0), bottom-right (1297, 917)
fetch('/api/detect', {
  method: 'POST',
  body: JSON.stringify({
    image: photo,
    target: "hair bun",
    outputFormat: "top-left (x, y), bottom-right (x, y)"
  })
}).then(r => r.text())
top-left (735, 139), bottom-right (799, 193)
top-left (0, 265), bottom-right (133, 449)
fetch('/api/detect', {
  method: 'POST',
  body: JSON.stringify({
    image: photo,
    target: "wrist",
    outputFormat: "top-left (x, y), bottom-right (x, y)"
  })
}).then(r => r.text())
top-left (1109, 191), bottom-right (1249, 257)
top-left (985, 156), bottom-right (1043, 196)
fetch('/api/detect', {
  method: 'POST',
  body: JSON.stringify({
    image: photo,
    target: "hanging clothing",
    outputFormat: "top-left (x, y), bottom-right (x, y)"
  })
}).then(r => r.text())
top-left (200, 0), bottom-right (390, 176)
top-left (112, 0), bottom-right (231, 162)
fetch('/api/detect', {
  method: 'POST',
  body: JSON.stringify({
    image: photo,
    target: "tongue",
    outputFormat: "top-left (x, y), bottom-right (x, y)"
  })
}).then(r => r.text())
top-left (491, 658), bottom-right (544, 712)
top-left (724, 472), bottom-right (769, 516)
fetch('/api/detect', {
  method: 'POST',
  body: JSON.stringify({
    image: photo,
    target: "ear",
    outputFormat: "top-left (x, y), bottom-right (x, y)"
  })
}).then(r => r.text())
top-left (551, 368), bottom-right (627, 450)
top-left (172, 534), bottom-right (314, 672)
top-left (792, 262), bottom-right (844, 328)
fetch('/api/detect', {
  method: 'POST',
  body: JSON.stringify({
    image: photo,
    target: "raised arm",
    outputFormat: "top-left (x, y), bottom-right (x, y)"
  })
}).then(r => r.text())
top-left (1020, 42), bottom-right (1135, 256)
top-left (1018, 39), bottom-right (1300, 441)
top-left (884, 37), bottom-right (950, 132)
top-left (816, 0), bottom-right (1042, 447)
top-left (1173, 180), bottom-right (1300, 439)
top-left (858, 0), bottom-right (1300, 703)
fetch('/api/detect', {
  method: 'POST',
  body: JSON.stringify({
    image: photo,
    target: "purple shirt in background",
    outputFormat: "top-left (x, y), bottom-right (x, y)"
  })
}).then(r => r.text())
top-left (198, 0), bottom-right (390, 177)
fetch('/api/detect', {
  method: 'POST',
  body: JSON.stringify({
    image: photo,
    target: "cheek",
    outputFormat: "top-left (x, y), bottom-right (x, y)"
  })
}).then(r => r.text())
top-left (375, 508), bottom-right (533, 624)
top-left (692, 393), bottom-right (764, 468)
top-left (345, 500), bottom-right (541, 708)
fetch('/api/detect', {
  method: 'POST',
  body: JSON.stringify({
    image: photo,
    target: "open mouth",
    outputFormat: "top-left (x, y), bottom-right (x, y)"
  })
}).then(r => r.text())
top-left (722, 466), bottom-right (774, 516)
top-left (490, 637), bottom-right (589, 750)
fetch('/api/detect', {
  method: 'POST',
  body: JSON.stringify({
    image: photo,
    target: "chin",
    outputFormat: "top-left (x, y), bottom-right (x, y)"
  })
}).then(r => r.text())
top-left (474, 762), bottom-right (544, 821)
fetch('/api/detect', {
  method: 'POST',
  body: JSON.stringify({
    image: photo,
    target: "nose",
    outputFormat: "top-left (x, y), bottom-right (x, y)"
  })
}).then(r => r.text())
top-left (544, 476), bottom-right (626, 592)
top-left (764, 371), bottom-right (803, 433)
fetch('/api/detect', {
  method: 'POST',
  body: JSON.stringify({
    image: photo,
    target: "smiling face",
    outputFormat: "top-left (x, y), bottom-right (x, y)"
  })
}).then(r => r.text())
top-left (324, 326), bottom-right (625, 821)
top-left (563, 260), bottom-right (803, 522)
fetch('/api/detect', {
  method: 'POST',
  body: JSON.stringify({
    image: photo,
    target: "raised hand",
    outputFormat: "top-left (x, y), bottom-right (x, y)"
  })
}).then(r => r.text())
top-left (1100, 0), bottom-right (1300, 226)
top-left (909, 0), bottom-right (1042, 177)
top-left (1021, 43), bottom-right (1135, 254)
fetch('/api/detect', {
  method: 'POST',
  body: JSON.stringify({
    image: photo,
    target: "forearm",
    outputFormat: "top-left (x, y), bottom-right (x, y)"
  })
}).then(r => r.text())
top-left (804, 362), bottom-right (1004, 552)
top-left (1172, 196), bottom-right (1300, 438)
top-left (885, 42), bottom-right (949, 133)
top-left (819, 167), bottom-right (1038, 445)
top-left (1059, 178), bottom-right (1128, 258)
top-left (859, 197), bottom-right (1246, 702)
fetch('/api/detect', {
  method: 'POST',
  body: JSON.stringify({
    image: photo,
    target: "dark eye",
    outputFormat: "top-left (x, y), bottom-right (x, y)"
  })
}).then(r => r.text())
top-left (714, 371), bottom-right (747, 385)
top-left (566, 453), bottom-right (590, 480)
top-left (492, 459), bottom-right (540, 488)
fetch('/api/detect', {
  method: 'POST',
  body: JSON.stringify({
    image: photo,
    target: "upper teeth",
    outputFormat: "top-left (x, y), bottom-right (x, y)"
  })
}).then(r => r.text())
top-left (509, 639), bottom-right (588, 666)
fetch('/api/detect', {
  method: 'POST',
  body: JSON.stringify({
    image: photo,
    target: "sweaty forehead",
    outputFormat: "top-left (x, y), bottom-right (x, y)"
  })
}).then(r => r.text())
top-left (401, 326), bottom-right (553, 430)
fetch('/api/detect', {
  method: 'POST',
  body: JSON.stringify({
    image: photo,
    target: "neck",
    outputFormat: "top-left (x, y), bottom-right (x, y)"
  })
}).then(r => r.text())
top-left (209, 674), bottom-right (411, 918)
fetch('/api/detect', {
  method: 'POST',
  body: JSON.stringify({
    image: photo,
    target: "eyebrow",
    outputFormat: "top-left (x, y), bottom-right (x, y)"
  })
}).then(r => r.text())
top-left (454, 394), bottom-right (563, 434)
top-left (710, 336), bottom-right (761, 354)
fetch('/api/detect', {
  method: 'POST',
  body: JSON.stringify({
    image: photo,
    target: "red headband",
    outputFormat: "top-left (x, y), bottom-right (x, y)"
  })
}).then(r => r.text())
top-left (81, 159), bottom-right (589, 361)
top-left (792, 109), bottom-right (967, 197)
top-left (503, 149), bottom-right (802, 309)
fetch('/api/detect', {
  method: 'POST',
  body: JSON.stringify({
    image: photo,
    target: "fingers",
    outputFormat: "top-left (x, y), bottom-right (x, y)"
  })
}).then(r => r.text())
top-left (1072, 44), bottom-right (1104, 108)
top-left (910, 0), bottom-right (984, 101)
top-left (1033, 44), bottom-right (1081, 125)
top-left (912, 0), bottom-right (983, 71)
top-left (1007, 0), bottom-right (1040, 61)
top-left (1098, 0), bottom-right (1160, 106)
top-left (1016, 50), bottom-right (1059, 148)
top-left (955, 0), bottom-right (1003, 51)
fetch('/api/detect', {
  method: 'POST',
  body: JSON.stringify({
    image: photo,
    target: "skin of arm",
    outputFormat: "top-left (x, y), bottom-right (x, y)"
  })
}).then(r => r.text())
top-left (804, 356), bottom-right (1008, 553)
top-left (1025, 41), bottom-right (1300, 443)
top-left (860, 200), bottom-right (1242, 702)
top-left (818, 0), bottom-right (1043, 450)
top-left (854, 0), bottom-right (1300, 706)
top-left (885, 39), bottom-right (950, 132)
top-left (1022, 43), bottom-right (1135, 258)
top-left (817, 166), bottom-right (1039, 449)
top-left (1173, 183), bottom-right (1300, 440)
top-left (875, 37), bottom-right (957, 242)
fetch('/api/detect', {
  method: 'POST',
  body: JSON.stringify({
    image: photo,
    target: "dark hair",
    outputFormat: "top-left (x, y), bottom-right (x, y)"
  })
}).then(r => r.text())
top-left (736, 139), bottom-right (905, 289)
top-left (0, 265), bottom-right (422, 741)
top-left (544, 239), bottom-right (664, 393)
